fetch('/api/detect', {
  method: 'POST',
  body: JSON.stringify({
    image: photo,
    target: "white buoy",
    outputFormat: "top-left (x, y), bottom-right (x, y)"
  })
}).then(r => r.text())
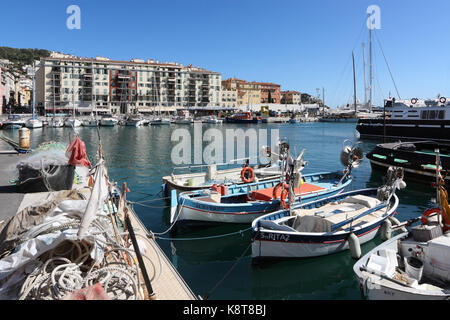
top-left (380, 219), bottom-right (392, 241)
top-left (388, 216), bottom-right (407, 233)
top-left (348, 232), bottom-right (361, 259)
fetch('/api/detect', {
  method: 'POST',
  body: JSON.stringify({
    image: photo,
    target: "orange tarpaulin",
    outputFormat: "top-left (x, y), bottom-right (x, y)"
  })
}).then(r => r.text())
top-left (249, 183), bottom-right (325, 201)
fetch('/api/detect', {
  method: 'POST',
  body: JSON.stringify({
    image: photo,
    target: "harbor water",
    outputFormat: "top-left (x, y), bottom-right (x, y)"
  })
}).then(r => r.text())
top-left (4, 122), bottom-right (436, 300)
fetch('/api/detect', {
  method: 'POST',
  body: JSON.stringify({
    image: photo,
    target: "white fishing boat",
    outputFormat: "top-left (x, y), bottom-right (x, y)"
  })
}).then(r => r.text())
top-left (162, 143), bottom-right (289, 198)
top-left (251, 167), bottom-right (405, 260)
top-left (99, 113), bottom-right (118, 126)
top-left (354, 149), bottom-right (450, 300)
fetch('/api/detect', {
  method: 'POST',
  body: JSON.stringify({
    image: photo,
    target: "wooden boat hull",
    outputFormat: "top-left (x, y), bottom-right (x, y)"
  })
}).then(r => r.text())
top-left (251, 189), bottom-right (398, 259)
top-left (175, 172), bottom-right (351, 225)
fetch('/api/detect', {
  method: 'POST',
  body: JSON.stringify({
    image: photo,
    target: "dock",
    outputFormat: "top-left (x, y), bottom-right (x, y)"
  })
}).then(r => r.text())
top-left (0, 139), bottom-right (196, 300)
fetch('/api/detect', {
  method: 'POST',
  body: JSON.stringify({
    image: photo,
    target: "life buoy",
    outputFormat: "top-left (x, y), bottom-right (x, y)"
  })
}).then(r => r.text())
top-left (421, 208), bottom-right (440, 225)
top-left (411, 98), bottom-right (418, 105)
top-left (241, 167), bottom-right (255, 183)
top-left (440, 97), bottom-right (447, 104)
top-left (273, 183), bottom-right (289, 209)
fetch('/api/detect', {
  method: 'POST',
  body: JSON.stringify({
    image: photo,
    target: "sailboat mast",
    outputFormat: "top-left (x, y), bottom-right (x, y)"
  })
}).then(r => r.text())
top-left (369, 27), bottom-right (373, 111)
top-left (352, 52), bottom-right (357, 114)
top-left (362, 43), bottom-right (367, 109)
top-left (32, 62), bottom-right (36, 117)
top-left (72, 61), bottom-right (75, 119)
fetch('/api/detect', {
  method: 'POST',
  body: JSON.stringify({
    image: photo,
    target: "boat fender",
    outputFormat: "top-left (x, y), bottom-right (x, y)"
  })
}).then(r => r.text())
top-left (241, 167), bottom-right (255, 183)
top-left (421, 208), bottom-right (440, 226)
top-left (348, 232), bottom-right (361, 259)
top-left (170, 189), bottom-right (178, 224)
top-left (440, 97), bottom-right (447, 104)
top-left (380, 219), bottom-right (392, 241)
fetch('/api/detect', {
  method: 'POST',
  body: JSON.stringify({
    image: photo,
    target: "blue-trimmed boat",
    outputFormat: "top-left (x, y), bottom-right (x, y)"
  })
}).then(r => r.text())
top-left (251, 188), bottom-right (400, 259)
top-left (171, 171), bottom-right (352, 225)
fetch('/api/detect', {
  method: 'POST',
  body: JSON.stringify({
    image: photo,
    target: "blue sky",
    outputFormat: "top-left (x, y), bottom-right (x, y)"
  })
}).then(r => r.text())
top-left (2, 0), bottom-right (450, 108)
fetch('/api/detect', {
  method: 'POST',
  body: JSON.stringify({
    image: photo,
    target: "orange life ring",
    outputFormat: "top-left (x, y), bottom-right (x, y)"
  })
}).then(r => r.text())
top-left (273, 183), bottom-right (289, 209)
top-left (241, 167), bottom-right (255, 183)
top-left (440, 97), bottom-right (447, 104)
top-left (421, 208), bottom-right (440, 225)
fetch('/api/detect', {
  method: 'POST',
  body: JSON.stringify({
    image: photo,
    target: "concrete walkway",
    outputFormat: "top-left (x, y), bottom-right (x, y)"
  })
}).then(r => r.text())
top-left (0, 140), bottom-right (25, 222)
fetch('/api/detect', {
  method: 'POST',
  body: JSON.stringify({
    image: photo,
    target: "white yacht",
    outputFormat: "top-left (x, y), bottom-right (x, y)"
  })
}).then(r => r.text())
top-left (99, 113), bottom-right (118, 127)
top-left (25, 115), bottom-right (43, 128)
top-left (357, 97), bottom-right (450, 141)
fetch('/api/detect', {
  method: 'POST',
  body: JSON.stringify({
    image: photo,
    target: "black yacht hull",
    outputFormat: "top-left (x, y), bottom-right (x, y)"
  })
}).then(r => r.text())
top-left (356, 119), bottom-right (450, 142)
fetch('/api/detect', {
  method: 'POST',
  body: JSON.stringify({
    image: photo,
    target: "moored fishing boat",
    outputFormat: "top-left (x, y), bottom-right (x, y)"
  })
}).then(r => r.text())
top-left (354, 149), bottom-right (450, 299)
top-left (367, 140), bottom-right (450, 183)
top-left (162, 161), bottom-right (284, 199)
top-left (251, 167), bottom-right (405, 260)
top-left (172, 171), bottom-right (352, 225)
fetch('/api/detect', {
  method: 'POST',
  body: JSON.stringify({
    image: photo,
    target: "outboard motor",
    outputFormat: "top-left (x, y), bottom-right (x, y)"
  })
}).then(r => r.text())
top-left (377, 167), bottom-right (406, 201)
top-left (336, 140), bottom-right (364, 186)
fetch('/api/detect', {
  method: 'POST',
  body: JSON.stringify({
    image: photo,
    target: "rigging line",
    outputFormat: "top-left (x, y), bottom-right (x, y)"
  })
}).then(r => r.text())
top-left (374, 30), bottom-right (401, 99)
top-left (330, 18), bottom-right (368, 107)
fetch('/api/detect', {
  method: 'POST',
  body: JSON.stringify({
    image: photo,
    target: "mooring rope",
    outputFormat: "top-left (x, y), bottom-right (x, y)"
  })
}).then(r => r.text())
top-left (155, 227), bottom-right (251, 241)
top-left (202, 241), bottom-right (253, 300)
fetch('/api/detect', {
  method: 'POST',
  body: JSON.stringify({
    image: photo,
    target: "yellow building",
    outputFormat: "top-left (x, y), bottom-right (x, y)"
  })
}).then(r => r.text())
top-left (222, 78), bottom-right (260, 107)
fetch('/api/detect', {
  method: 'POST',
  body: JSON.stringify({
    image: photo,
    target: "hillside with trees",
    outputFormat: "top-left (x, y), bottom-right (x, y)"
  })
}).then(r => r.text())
top-left (0, 46), bottom-right (50, 71)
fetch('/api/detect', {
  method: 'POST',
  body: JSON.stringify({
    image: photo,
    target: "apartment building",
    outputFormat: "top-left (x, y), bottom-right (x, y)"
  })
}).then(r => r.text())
top-left (253, 82), bottom-right (281, 104)
top-left (281, 90), bottom-right (301, 104)
top-left (0, 67), bottom-right (15, 111)
top-left (220, 88), bottom-right (237, 108)
top-left (222, 78), bottom-right (260, 107)
top-left (35, 55), bottom-right (222, 115)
